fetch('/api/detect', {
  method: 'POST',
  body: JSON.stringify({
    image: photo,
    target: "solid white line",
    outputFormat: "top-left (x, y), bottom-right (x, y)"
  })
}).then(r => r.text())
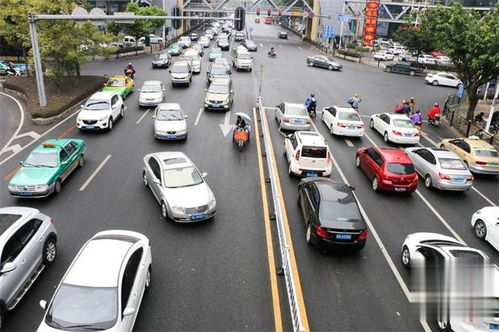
top-left (79, 154), bottom-right (111, 192)
top-left (194, 108), bottom-right (203, 126)
top-left (420, 131), bottom-right (439, 147)
top-left (259, 43), bottom-right (263, 47)
top-left (345, 139), bottom-right (354, 147)
top-left (298, 46), bottom-right (303, 50)
top-left (471, 187), bottom-right (497, 206)
top-left (0, 91), bottom-right (25, 155)
top-left (279, 45), bottom-right (284, 49)
top-left (136, 109), bottom-right (150, 124)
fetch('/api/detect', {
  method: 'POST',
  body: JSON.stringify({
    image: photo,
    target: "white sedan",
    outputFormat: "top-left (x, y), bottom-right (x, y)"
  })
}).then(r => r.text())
top-left (425, 72), bottom-right (462, 87)
top-left (138, 80), bottom-right (165, 107)
top-left (321, 106), bottom-right (364, 137)
top-left (369, 113), bottom-right (420, 144)
top-left (471, 206), bottom-right (499, 251)
top-left (76, 91), bottom-right (124, 131)
top-left (373, 51), bottom-right (394, 61)
top-left (153, 103), bottom-right (188, 140)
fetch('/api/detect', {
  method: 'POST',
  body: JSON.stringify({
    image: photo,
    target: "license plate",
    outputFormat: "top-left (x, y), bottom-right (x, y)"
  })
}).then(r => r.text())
top-left (85, 125), bottom-right (95, 129)
top-left (490, 323), bottom-right (499, 330)
top-left (190, 213), bottom-right (206, 220)
top-left (306, 172), bottom-right (318, 177)
top-left (212, 104), bottom-right (220, 108)
top-left (166, 134), bottom-right (176, 139)
top-left (20, 191), bottom-right (33, 196)
top-left (404, 133), bottom-right (412, 137)
top-left (336, 234), bottom-right (352, 240)
top-left (293, 120), bottom-right (304, 124)
top-left (394, 187), bottom-right (406, 192)
top-left (451, 178), bottom-right (465, 183)
top-left (348, 125), bottom-right (355, 129)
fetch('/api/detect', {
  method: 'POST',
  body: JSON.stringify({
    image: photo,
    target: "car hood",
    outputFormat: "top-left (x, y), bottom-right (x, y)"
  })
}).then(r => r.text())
top-left (153, 59), bottom-right (168, 64)
top-left (10, 167), bottom-right (58, 185)
top-left (206, 92), bottom-right (229, 101)
top-left (78, 109), bottom-right (110, 120)
top-left (102, 87), bottom-right (126, 93)
top-left (140, 91), bottom-right (163, 100)
top-left (210, 73), bottom-right (230, 80)
top-left (164, 182), bottom-right (212, 208)
top-left (171, 72), bottom-right (188, 79)
top-left (155, 119), bottom-right (187, 132)
top-left (320, 218), bottom-right (365, 231)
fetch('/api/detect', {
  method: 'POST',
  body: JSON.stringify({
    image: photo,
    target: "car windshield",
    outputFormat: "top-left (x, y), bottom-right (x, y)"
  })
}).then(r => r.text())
top-left (338, 112), bottom-right (361, 121)
top-left (141, 83), bottom-right (161, 92)
top-left (211, 66), bottom-right (228, 75)
top-left (439, 158), bottom-right (467, 170)
top-left (238, 53), bottom-right (251, 59)
top-left (45, 284), bottom-right (117, 330)
top-left (169, 44), bottom-right (180, 49)
top-left (473, 148), bottom-right (499, 158)
top-left (172, 65), bottom-right (188, 73)
top-left (106, 79), bottom-right (124, 87)
top-left (209, 84), bottom-right (229, 94)
top-left (301, 146), bottom-right (327, 158)
top-left (393, 119), bottom-right (415, 128)
top-left (163, 166), bottom-right (203, 188)
top-left (156, 109), bottom-right (183, 121)
top-left (24, 151), bottom-right (58, 167)
top-left (386, 163), bottom-right (415, 175)
top-left (84, 99), bottom-right (109, 110)
top-left (211, 48), bottom-right (221, 54)
top-left (154, 54), bottom-right (168, 60)
top-left (285, 105), bottom-right (308, 116)
top-left (247, 41), bottom-right (255, 46)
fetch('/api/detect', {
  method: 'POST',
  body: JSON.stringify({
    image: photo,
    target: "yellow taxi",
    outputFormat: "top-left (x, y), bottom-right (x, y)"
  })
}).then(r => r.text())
top-left (440, 136), bottom-right (499, 174)
top-left (102, 75), bottom-right (134, 99)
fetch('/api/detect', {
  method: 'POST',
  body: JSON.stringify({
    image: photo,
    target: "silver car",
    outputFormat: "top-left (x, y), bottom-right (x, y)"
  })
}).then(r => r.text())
top-left (274, 102), bottom-right (311, 131)
top-left (0, 207), bottom-right (57, 327)
top-left (153, 103), bottom-right (188, 140)
top-left (405, 147), bottom-right (473, 191)
top-left (142, 152), bottom-right (216, 222)
top-left (138, 80), bottom-right (165, 107)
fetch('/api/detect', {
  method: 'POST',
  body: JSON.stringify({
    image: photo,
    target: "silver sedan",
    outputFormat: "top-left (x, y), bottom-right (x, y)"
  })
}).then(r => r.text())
top-left (142, 151), bottom-right (216, 222)
top-left (274, 102), bottom-right (311, 131)
top-left (405, 147), bottom-right (473, 191)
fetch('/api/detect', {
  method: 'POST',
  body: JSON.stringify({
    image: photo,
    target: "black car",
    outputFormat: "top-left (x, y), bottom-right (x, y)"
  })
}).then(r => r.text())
top-left (234, 31), bottom-right (245, 42)
top-left (384, 61), bottom-right (424, 76)
top-left (241, 39), bottom-right (258, 51)
top-left (298, 178), bottom-right (368, 250)
top-left (278, 31), bottom-right (288, 39)
top-left (152, 52), bottom-right (171, 69)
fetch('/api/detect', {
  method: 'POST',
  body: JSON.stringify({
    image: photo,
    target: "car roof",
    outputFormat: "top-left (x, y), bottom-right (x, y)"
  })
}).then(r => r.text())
top-left (296, 131), bottom-right (327, 147)
top-left (210, 78), bottom-right (230, 85)
top-left (109, 76), bottom-right (126, 80)
top-left (89, 91), bottom-right (114, 99)
top-left (284, 102), bottom-right (306, 109)
top-left (142, 80), bottom-right (162, 86)
top-left (376, 147), bottom-right (412, 163)
top-left (157, 103), bottom-right (182, 111)
top-left (463, 137), bottom-right (496, 149)
top-left (32, 139), bottom-right (72, 153)
top-left (314, 181), bottom-right (352, 200)
top-left (385, 113), bottom-right (410, 120)
top-left (334, 106), bottom-right (357, 113)
top-left (150, 151), bottom-right (192, 169)
top-left (427, 148), bottom-right (461, 159)
top-left (172, 60), bottom-right (190, 66)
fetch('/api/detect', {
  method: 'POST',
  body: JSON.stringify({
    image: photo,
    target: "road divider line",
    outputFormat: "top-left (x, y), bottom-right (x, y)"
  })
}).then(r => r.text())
top-left (420, 131), bottom-right (439, 147)
top-left (344, 139), bottom-right (354, 147)
top-left (57, 125), bottom-right (76, 139)
top-left (194, 108), bottom-right (203, 126)
top-left (0, 91), bottom-right (25, 156)
top-left (136, 109), bottom-right (150, 124)
top-left (79, 154), bottom-right (111, 192)
top-left (4, 165), bottom-right (21, 181)
top-left (471, 187), bottom-right (497, 206)
top-left (253, 107), bottom-right (283, 332)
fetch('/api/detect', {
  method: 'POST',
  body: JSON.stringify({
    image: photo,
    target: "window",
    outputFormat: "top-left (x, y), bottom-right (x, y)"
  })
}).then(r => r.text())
top-left (59, 149), bottom-right (69, 163)
top-left (148, 158), bottom-right (161, 180)
top-left (64, 142), bottom-right (77, 156)
top-left (121, 248), bottom-right (143, 312)
top-left (309, 185), bottom-right (321, 210)
top-left (1, 219), bottom-right (39, 266)
top-left (366, 149), bottom-right (383, 166)
top-left (460, 141), bottom-right (471, 153)
top-left (331, 107), bottom-right (337, 117)
top-left (415, 149), bottom-right (436, 164)
top-left (111, 95), bottom-right (119, 106)
top-left (301, 146), bottom-right (327, 159)
top-left (290, 134), bottom-right (298, 149)
top-left (380, 114), bottom-right (390, 124)
top-left (386, 163), bottom-right (415, 175)
top-left (439, 158), bottom-right (467, 170)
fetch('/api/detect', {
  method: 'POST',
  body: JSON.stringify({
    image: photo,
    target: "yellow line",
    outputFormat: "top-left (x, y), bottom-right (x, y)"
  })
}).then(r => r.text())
top-left (259, 107), bottom-right (310, 331)
top-left (253, 107), bottom-right (283, 332)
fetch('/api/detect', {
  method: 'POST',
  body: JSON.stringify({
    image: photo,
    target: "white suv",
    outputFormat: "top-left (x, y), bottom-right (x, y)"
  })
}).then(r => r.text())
top-left (284, 131), bottom-right (332, 177)
top-left (76, 91), bottom-right (124, 131)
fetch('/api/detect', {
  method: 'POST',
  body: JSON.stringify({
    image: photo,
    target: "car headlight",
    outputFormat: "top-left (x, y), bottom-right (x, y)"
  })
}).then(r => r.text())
top-left (36, 184), bottom-right (49, 191)
top-left (171, 206), bottom-right (185, 215)
top-left (99, 116), bottom-right (108, 121)
top-left (177, 129), bottom-right (187, 134)
top-left (208, 196), bottom-right (216, 210)
top-left (7, 184), bottom-right (15, 191)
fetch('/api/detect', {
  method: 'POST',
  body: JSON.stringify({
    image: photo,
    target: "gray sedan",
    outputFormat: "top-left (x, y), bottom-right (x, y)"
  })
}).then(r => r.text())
top-left (306, 55), bottom-right (342, 71)
top-left (143, 151), bottom-right (216, 222)
top-left (274, 102), bottom-right (311, 131)
top-left (404, 147), bottom-right (473, 191)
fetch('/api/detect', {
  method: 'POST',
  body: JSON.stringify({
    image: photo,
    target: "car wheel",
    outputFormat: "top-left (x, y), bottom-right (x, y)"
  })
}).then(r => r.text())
top-left (432, 80), bottom-right (439, 86)
top-left (161, 201), bottom-right (168, 219)
top-left (440, 144), bottom-right (445, 149)
top-left (108, 118), bottom-right (113, 131)
top-left (308, 61), bottom-right (314, 66)
top-left (288, 165), bottom-right (293, 176)
top-left (424, 175), bottom-right (433, 188)
top-left (369, 119), bottom-right (374, 129)
top-left (409, 70), bottom-right (415, 76)
top-left (78, 155), bottom-right (84, 168)
top-left (401, 245), bottom-right (411, 268)
top-left (386, 67), bottom-right (391, 73)
top-left (43, 237), bottom-right (57, 266)
top-left (54, 179), bottom-right (62, 194)
top-left (329, 125), bottom-right (334, 135)
top-left (145, 265), bottom-right (151, 290)
top-left (355, 155), bottom-right (361, 168)
top-left (120, 106), bottom-right (124, 118)
top-left (474, 220), bottom-right (487, 239)
top-left (383, 132), bottom-right (389, 142)
top-left (305, 224), bottom-right (313, 245)
top-left (328, 65), bottom-right (333, 70)
top-left (143, 171), bottom-right (148, 187)
top-left (372, 177), bottom-right (379, 192)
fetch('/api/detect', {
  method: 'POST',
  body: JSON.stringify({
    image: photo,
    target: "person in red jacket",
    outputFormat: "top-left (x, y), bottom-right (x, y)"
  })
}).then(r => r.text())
top-left (427, 103), bottom-right (441, 120)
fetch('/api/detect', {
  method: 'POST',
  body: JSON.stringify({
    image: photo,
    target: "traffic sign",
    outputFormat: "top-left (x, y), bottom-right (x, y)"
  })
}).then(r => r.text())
top-left (337, 14), bottom-right (352, 22)
top-left (323, 25), bottom-right (334, 38)
top-left (308, 12), bottom-right (315, 19)
top-left (290, 11), bottom-right (301, 17)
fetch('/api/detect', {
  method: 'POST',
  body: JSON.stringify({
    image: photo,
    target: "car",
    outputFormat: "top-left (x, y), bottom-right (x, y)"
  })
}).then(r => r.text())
top-left (0, 61), bottom-right (28, 75)
top-left (321, 106), bottom-right (365, 137)
top-left (398, 51), bottom-right (412, 61)
top-left (471, 207), bottom-right (499, 251)
top-left (306, 55), bottom-right (342, 71)
top-left (138, 80), bottom-right (165, 107)
top-left (0, 207), bottom-right (57, 325)
top-left (417, 54), bottom-right (436, 64)
top-left (404, 147), bottom-right (473, 191)
top-left (369, 113), bottom-right (420, 144)
top-left (388, 45), bottom-right (406, 55)
top-left (169, 60), bottom-right (192, 87)
top-left (264, 16), bottom-right (272, 24)
top-left (213, 57), bottom-right (231, 73)
top-left (204, 78), bottom-right (233, 111)
top-left (430, 50), bottom-right (444, 57)
top-left (439, 137), bottom-right (499, 175)
top-left (209, 47), bottom-right (223, 61)
top-left (152, 103), bottom-right (188, 140)
top-left (240, 39), bottom-right (257, 51)
top-left (181, 49), bottom-right (201, 73)
top-left (192, 43), bottom-right (204, 57)
top-left (298, 178), bottom-right (368, 250)
top-left (38, 230), bottom-right (152, 332)
top-left (384, 61), bottom-right (424, 76)
top-left (101, 76), bottom-right (134, 99)
top-left (178, 36), bottom-right (192, 48)
top-left (199, 36), bottom-right (210, 48)
top-left (425, 72), bottom-right (462, 87)
top-left (206, 63), bottom-right (230, 83)
top-left (77, 91), bottom-right (125, 130)
top-left (142, 151), bottom-right (216, 221)
top-left (139, 34), bottom-right (163, 44)
top-left (8, 139), bottom-right (86, 197)
top-left (434, 55), bottom-right (453, 65)
top-left (205, 30), bottom-right (214, 40)
top-left (151, 52), bottom-right (171, 69)
top-left (234, 31), bottom-right (245, 41)
top-left (373, 50), bottom-right (394, 61)
top-left (274, 102), bottom-right (311, 131)
top-left (255, 18), bottom-right (260, 23)
top-left (218, 37), bottom-right (230, 51)
top-left (284, 131), bottom-right (332, 177)
top-left (355, 146), bottom-right (419, 193)
top-left (166, 43), bottom-right (183, 56)
top-left (189, 32), bottom-right (199, 41)
top-left (231, 46), bottom-right (253, 71)
top-left (278, 31), bottom-right (288, 39)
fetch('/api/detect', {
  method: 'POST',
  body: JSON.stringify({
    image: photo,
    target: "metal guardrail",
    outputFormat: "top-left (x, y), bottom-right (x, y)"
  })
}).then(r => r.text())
top-left (256, 96), bottom-right (306, 332)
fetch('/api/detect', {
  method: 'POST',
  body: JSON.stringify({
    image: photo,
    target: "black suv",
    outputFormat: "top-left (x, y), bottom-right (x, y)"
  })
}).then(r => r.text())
top-left (384, 61), bottom-right (424, 76)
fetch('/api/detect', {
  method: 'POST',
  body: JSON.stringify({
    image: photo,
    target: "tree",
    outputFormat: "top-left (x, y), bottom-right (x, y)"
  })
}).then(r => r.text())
top-left (418, 4), bottom-right (499, 120)
top-left (392, 24), bottom-right (436, 60)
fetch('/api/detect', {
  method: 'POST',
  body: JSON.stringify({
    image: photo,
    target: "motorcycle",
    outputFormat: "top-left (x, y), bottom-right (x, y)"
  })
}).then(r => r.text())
top-left (267, 51), bottom-right (276, 58)
top-left (306, 97), bottom-right (317, 118)
top-left (428, 114), bottom-right (440, 127)
top-left (125, 69), bottom-right (135, 79)
top-left (6, 68), bottom-right (21, 77)
top-left (233, 127), bottom-right (250, 151)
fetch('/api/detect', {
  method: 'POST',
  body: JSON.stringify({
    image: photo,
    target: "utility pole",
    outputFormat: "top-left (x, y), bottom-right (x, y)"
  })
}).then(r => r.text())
top-left (339, 1), bottom-right (346, 49)
top-left (28, 13), bottom-right (47, 107)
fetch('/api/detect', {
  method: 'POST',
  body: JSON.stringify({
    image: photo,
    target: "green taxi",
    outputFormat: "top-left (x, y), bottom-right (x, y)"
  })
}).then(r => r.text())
top-left (101, 75), bottom-right (134, 99)
top-left (166, 43), bottom-right (183, 56)
top-left (8, 139), bottom-right (86, 198)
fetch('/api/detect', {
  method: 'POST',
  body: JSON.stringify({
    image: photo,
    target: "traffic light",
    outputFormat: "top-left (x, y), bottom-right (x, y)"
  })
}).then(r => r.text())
top-left (267, 8), bottom-right (271, 16)
top-left (235, 7), bottom-right (245, 31)
top-left (171, 5), bottom-right (181, 30)
top-left (256, 7), bottom-right (260, 15)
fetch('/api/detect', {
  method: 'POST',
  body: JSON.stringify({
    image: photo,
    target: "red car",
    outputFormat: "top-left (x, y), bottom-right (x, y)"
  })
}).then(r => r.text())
top-left (430, 51), bottom-right (444, 57)
top-left (355, 147), bottom-right (418, 193)
top-left (265, 16), bottom-right (272, 24)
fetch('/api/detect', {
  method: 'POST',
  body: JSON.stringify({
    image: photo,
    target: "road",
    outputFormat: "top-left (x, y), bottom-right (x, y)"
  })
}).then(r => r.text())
top-left (0, 17), bottom-right (497, 331)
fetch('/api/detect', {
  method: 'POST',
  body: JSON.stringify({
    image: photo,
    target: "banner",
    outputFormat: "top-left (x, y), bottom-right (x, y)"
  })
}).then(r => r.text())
top-left (362, 0), bottom-right (380, 46)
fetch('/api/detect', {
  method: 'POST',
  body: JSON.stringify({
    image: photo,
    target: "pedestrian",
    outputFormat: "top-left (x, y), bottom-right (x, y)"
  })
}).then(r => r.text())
top-left (409, 97), bottom-right (416, 112)
top-left (347, 93), bottom-right (362, 111)
top-left (402, 100), bottom-right (411, 115)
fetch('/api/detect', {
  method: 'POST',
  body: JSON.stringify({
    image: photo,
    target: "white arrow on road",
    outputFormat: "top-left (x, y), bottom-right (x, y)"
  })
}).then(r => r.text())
top-left (219, 111), bottom-right (233, 137)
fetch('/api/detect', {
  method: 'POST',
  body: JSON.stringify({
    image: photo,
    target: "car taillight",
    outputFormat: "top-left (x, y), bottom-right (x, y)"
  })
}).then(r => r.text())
top-left (357, 124), bottom-right (365, 129)
top-left (414, 132), bottom-right (420, 137)
top-left (475, 161), bottom-right (487, 165)
top-left (337, 122), bottom-right (347, 128)
top-left (466, 175), bottom-right (474, 181)
top-left (358, 230), bottom-right (368, 240)
top-left (50, 218), bottom-right (54, 224)
top-left (295, 150), bottom-right (300, 161)
top-left (392, 130), bottom-right (402, 136)
top-left (314, 225), bottom-right (328, 238)
top-left (327, 153), bottom-right (332, 163)
top-left (283, 117), bottom-right (290, 123)
top-left (439, 172), bottom-right (451, 180)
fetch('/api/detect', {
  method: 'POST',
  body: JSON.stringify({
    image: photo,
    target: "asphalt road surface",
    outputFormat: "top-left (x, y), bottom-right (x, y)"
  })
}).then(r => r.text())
top-left (0, 17), bottom-right (497, 332)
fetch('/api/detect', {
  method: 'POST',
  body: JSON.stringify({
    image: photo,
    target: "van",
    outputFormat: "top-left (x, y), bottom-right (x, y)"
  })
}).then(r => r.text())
top-left (123, 35), bottom-right (136, 47)
top-left (231, 46), bottom-right (253, 72)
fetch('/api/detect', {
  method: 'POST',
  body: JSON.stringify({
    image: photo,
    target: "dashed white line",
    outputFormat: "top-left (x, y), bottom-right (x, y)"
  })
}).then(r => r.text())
top-left (194, 108), bottom-right (203, 126)
top-left (79, 154), bottom-right (111, 191)
top-left (259, 43), bottom-right (263, 47)
top-left (0, 91), bottom-right (25, 156)
top-left (344, 139), bottom-right (354, 147)
top-left (471, 187), bottom-right (497, 206)
top-left (136, 109), bottom-right (150, 124)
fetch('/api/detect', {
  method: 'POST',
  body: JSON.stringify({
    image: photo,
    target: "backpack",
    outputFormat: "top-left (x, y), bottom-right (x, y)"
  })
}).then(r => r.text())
top-left (395, 104), bottom-right (404, 113)
top-left (347, 97), bottom-right (354, 105)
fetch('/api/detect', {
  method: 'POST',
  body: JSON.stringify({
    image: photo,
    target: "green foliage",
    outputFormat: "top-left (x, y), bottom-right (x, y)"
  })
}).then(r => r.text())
top-left (392, 24), bottom-right (435, 57)
top-left (107, 3), bottom-right (166, 40)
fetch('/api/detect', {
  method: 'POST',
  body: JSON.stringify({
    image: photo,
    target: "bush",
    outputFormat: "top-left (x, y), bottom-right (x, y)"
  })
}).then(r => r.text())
top-left (346, 42), bottom-right (357, 49)
top-left (337, 49), bottom-right (362, 58)
top-left (355, 46), bottom-right (371, 53)
top-left (116, 45), bottom-right (144, 54)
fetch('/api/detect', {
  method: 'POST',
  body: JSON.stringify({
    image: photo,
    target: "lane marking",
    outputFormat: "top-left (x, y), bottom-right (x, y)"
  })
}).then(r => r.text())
top-left (0, 92), bottom-right (25, 156)
top-left (471, 187), bottom-right (497, 207)
top-left (420, 131), bottom-right (439, 147)
top-left (345, 139), bottom-right (354, 147)
top-left (194, 108), bottom-right (203, 126)
top-left (79, 154), bottom-right (111, 191)
top-left (298, 46), bottom-right (303, 50)
top-left (259, 43), bottom-right (263, 47)
top-left (14, 131), bottom-right (41, 140)
top-left (57, 125), bottom-right (76, 139)
top-left (278, 44), bottom-right (284, 49)
top-left (1, 144), bottom-right (21, 155)
top-left (253, 107), bottom-right (283, 332)
top-left (136, 109), bottom-right (150, 124)
top-left (4, 165), bottom-right (21, 181)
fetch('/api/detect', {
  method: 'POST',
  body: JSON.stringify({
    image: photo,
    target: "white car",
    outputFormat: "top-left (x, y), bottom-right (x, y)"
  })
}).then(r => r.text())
top-left (139, 34), bottom-right (163, 44)
top-left (417, 54), bottom-right (436, 64)
top-left (275, 102), bottom-right (311, 131)
top-left (178, 36), bottom-right (191, 48)
top-left (388, 45), bottom-right (405, 55)
top-left (425, 72), bottom-right (462, 87)
top-left (153, 103), bottom-right (188, 140)
top-left (321, 106), bottom-right (364, 137)
top-left (471, 206), bottom-right (499, 251)
top-left (369, 113), bottom-right (420, 144)
top-left (373, 50), bottom-right (394, 61)
top-left (181, 49), bottom-right (201, 73)
top-left (199, 36), bottom-right (210, 48)
top-left (76, 91), bottom-right (124, 131)
top-left (138, 80), bottom-right (165, 107)
top-left (284, 131), bottom-right (332, 177)
top-left (38, 230), bottom-right (152, 332)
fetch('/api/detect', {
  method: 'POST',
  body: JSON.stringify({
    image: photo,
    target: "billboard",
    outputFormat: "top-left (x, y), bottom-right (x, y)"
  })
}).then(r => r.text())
top-left (362, 0), bottom-right (380, 46)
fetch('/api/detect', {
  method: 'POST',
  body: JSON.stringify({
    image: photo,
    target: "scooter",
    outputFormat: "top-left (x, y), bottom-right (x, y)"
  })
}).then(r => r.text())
top-left (6, 68), bottom-right (21, 77)
top-left (428, 114), bottom-right (440, 127)
top-left (267, 51), bottom-right (276, 58)
top-left (233, 127), bottom-right (250, 151)
top-left (307, 104), bottom-right (316, 118)
top-left (125, 69), bottom-right (135, 79)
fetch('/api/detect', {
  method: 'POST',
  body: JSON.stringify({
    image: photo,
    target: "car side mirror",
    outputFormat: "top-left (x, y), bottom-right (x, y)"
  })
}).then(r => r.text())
top-left (286, 134), bottom-right (292, 139)
top-left (162, 88), bottom-right (166, 91)
top-left (1, 262), bottom-right (17, 274)
top-left (230, 90), bottom-right (234, 93)
top-left (19, 161), bottom-right (24, 165)
top-left (184, 115), bottom-right (189, 119)
top-left (153, 178), bottom-right (160, 185)
top-left (152, 115), bottom-right (156, 119)
top-left (138, 89), bottom-right (141, 92)
top-left (169, 70), bottom-right (171, 73)
top-left (202, 172), bottom-right (207, 178)
top-left (123, 307), bottom-right (136, 316)
top-left (39, 300), bottom-right (47, 310)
